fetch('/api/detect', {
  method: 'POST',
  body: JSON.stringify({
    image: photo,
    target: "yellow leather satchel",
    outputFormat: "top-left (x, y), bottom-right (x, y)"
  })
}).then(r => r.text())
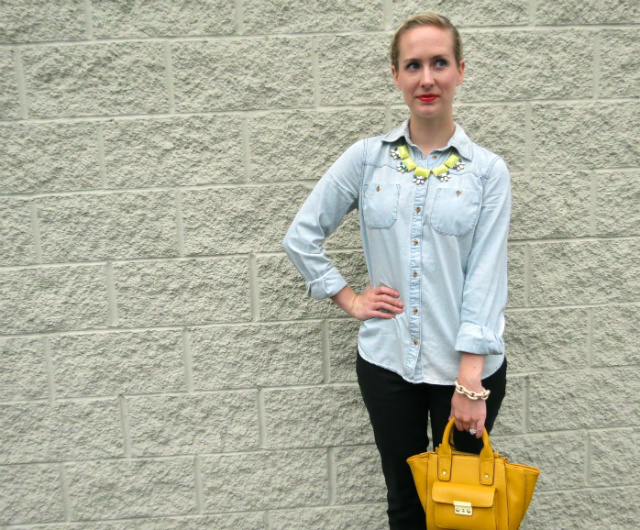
top-left (407, 418), bottom-right (540, 530)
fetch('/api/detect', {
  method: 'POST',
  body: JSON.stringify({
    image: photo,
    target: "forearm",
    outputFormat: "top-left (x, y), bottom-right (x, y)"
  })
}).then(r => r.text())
top-left (330, 285), bottom-right (358, 318)
top-left (457, 352), bottom-right (485, 390)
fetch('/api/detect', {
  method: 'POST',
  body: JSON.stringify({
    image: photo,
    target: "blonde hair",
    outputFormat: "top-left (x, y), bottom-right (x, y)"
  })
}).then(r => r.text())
top-left (390, 13), bottom-right (463, 70)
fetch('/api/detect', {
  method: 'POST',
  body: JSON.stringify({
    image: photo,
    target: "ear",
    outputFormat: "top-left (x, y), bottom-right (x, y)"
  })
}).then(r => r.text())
top-left (456, 60), bottom-right (465, 86)
top-left (391, 65), bottom-right (401, 89)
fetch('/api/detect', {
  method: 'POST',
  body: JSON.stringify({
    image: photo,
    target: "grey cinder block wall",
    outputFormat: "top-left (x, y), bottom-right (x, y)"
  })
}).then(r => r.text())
top-left (1, 1), bottom-right (639, 529)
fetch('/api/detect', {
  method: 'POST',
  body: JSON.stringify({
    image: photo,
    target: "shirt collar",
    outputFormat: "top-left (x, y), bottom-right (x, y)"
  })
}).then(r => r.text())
top-left (381, 120), bottom-right (474, 161)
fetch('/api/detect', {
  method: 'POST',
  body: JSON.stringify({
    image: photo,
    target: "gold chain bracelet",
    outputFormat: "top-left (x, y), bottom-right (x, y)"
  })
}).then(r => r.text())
top-left (454, 379), bottom-right (491, 401)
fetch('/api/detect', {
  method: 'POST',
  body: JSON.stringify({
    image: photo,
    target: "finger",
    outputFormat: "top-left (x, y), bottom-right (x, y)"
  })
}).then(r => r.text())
top-left (475, 418), bottom-right (486, 438)
top-left (380, 295), bottom-right (404, 308)
top-left (376, 286), bottom-right (401, 298)
top-left (455, 418), bottom-right (464, 432)
top-left (369, 310), bottom-right (397, 319)
top-left (374, 301), bottom-right (403, 314)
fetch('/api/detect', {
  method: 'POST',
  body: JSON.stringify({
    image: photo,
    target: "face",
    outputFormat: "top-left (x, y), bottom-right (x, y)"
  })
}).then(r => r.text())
top-left (392, 25), bottom-right (465, 122)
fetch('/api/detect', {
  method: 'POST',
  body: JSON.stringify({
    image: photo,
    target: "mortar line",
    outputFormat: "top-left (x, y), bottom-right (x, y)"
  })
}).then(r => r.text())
top-left (312, 36), bottom-right (321, 109)
top-left (193, 455), bottom-right (204, 513)
top-left (43, 336), bottom-right (56, 404)
top-left (83, 0), bottom-right (94, 40)
top-left (591, 31), bottom-right (602, 99)
top-left (257, 388), bottom-right (267, 448)
top-left (249, 254), bottom-right (260, 322)
top-left (328, 446), bottom-right (337, 505)
top-left (264, 511), bottom-right (272, 530)
top-left (118, 395), bottom-right (131, 457)
top-left (96, 123), bottom-right (107, 188)
top-left (383, 0), bottom-right (394, 30)
top-left (585, 430), bottom-right (593, 486)
top-left (321, 320), bottom-right (331, 383)
top-left (523, 375), bottom-right (530, 433)
top-left (175, 189), bottom-right (185, 257)
top-left (164, 41), bottom-right (176, 113)
top-left (105, 262), bottom-right (119, 327)
top-left (29, 200), bottom-right (43, 263)
top-left (523, 101), bottom-right (533, 172)
top-left (523, 244), bottom-right (532, 306)
top-left (59, 463), bottom-right (71, 521)
top-left (586, 308), bottom-right (595, 367)
top-left (182, 327), bottom-right (194, 392)
top-left (589, 168), bottom-right (598, 235)
top-left (13, 48), bottom-right (28, 119)
top-left (234, 0), bottom-right (244, 35)
top-left (527, 0), bottom-right (537, 25)
top-left (241, 118), bottom-right (251, 182)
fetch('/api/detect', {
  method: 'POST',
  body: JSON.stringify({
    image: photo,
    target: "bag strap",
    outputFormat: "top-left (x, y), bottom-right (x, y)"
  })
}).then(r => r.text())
top-left (437, 417), bottom-right (495, 485)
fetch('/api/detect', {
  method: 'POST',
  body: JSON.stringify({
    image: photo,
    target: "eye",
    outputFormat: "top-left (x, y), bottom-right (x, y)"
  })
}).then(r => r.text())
top-left (434, 58), bottom-right (448, 68)
top-left (406, 61), bottom-right (420, 71)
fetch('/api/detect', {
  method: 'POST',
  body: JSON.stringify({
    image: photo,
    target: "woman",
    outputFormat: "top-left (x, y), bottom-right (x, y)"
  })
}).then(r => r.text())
top-left (283, 13), bottom-right (510, 530)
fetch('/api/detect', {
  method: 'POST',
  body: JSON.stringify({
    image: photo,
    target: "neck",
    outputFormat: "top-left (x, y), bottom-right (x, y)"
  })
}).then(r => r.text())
top-left (408, 113), bottom-right (456, 155)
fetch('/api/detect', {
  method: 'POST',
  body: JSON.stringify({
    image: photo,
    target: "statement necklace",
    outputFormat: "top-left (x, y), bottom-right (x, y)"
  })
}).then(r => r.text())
top-left (390, 145), bottom-right (465, 185)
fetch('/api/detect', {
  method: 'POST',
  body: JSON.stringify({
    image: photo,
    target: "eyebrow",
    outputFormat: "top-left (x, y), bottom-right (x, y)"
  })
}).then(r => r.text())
top-left (402, 54), bottom-right (449, 64)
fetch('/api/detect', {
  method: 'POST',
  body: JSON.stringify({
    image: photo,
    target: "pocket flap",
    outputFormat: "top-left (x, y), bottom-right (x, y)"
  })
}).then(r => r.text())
top-left (432, 481), bottom-right (495, 508)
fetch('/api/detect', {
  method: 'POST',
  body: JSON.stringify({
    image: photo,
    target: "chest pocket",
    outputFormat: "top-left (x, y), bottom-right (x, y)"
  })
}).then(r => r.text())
top-left (430, 187), bottom-right (482, 237)
top-left (363, 183), bottom-right (400, 229)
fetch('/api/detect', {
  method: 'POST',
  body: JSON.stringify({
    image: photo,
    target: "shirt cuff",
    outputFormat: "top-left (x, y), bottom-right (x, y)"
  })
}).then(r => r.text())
top-left (455, 323), bottom-right (505, 356)
top-left (306, 267), bottom-right (348, 300)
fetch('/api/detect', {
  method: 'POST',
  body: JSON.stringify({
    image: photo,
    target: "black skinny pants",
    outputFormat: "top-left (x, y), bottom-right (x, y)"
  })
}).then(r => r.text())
top-left (356, 352), bottom-right (507, 530)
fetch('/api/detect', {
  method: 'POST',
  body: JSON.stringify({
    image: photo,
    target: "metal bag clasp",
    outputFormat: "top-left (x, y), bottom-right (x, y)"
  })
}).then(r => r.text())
top-left (454, 501), bottom-right (473, 516)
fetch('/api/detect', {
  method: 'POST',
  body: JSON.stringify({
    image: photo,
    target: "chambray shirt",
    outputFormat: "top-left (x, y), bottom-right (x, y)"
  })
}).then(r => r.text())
top-left (283, 121), bottom-right (511, 384)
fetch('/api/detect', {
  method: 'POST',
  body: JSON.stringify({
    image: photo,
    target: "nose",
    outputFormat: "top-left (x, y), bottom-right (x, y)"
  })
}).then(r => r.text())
top-left (420, 68), bottom-right (434, 87)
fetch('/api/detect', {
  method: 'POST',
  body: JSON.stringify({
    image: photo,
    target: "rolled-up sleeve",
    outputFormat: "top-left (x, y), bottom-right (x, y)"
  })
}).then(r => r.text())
top-left (282, 140), bottom-right (364, 299)
top-left (455, 156), bottom-right (511, 355)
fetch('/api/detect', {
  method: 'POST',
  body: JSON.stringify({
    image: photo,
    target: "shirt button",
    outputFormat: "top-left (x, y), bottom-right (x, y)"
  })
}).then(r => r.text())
top-left (432, 155), bottom-right (437, 159)
top-left (416, 207), bottom-right (421, 213)
top-left (413, 339), bottom-right (419, 345)
top-left (413, 308), bottom-right (418, 314)
top-left (413, 239), bottom-right (418, 245)
top-left (413, 271), bottom-right (418, 278)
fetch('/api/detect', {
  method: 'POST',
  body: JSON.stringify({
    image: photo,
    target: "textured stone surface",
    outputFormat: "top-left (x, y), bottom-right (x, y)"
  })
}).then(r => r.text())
top-left (592, 305), bottom-right (640, 367)
top-left (507, 245), bottom-right (526, 308)
top-left (38, 191), bottom-right (178, 263)
top-left (534, 0), bottom-right (640, 24)
top-left (531, 102), bottom-right (640, 171)
top-left (328, 319), bottom-right (361, 382)
top-left (0, 0), bottom-right (85, 43)
top-left (0, 464), bottom-right (64, 525)
top-left (529, 368), bottom-right (640, 431)
top-left (0, 400), bottom-right (122, 464)
top-left (504, 309), bottom-right (589, 373)
top-left (318, 34), bottom-right (396, 106)
top-left (0, 336), bottom-right (48, 401)
top-left (172, 38), bottom-right (314, 113)
top-left (264, 385), bottom-right (372, 448)
top-left (0, 265), bottom-right (109, 334)
top-left (491, 375), bottom-right (525, 436)
top-left (113, 258), bottom-right (251, 327)
top-left (66, 458), bottom-right (196, 520)
top-left (0, 50), bottom-right (19, 119)
top-left (23, 42), bottom-right (168, 118)
top-left (103, 116), bottom-right (244, 188)
top-left (91, 0), bottom-right (235, 38)
top-left (595, 170), bottom-right (640, 237)
top-left (244, 0), bottom-right (383, 33)
top-left (0, 198), bottom-right (36, 266)
top-left (201, 450), bottom-right (327, 511)
top-left (271, 504), bottom-right (387, 530)
top-left (510, 172), bottom-right (592, 240)
top-left (590, 428), bottom-right (640, 486)
top-left (529, 240), bottom-right (640, 306)
top-left (600, 30), bottom-right (640, 98)
top-left (334, 445), bottom-right (386, 504)
top-left (183, 184), bottom-right (310, 255)
top-left (0, 122), bottom-right (100, 194)
top-left (249, 109), bottom-right (386, 182)
top-left (190, 322), bottom-right (323, 390)
top-left (127, 392), bottom-right (259, 456)
top-left (459, 31), bottom-right (592, 102)
top-left (393, 0), bottom-right (529, 26)
top-left (50, 330), bottom-right (186, 398)
top-left (258, 252), bottom-right (368, 321)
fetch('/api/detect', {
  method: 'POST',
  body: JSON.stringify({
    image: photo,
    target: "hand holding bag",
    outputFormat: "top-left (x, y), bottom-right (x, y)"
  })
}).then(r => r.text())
top-left (406, 417), bottom-right (540, 530)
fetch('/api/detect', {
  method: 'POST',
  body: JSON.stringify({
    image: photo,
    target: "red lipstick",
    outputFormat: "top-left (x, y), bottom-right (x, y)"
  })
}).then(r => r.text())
top-left (418, 94), bottom-right (438, 102)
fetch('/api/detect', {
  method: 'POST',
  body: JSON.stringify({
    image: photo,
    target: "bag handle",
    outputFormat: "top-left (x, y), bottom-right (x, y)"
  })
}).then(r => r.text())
top-left (437, 417), bottom-right (495, 486)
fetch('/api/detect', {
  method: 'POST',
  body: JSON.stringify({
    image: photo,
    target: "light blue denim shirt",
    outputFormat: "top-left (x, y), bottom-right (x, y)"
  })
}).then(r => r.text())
top-left (283, 121), bottom-right (511, 384)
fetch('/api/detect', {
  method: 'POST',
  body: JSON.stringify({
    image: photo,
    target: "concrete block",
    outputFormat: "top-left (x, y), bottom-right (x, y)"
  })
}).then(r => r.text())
top-left (529, 368), bottom-right (640, 431)
top-left (91, 0), bottom-right (235, 38)
top-left (201, 450), bottom-right (328, 511)
top-left (23, 42), bottom-right (168, 118)
top-left (0, 122), bottom-right (101, 194)
top-left (244, 0), bottom-right (384, 33)
top-left (318, 34), bottom-right (396, 106)
top-left (590, 428), bottom-right (640, 487)
top-left (0, 464), bottom-right (64, 525)
top-left (0, 265), bottom-right (109, 334)
top-left (0, 198), bottom-right (36, 266)
top-left (0, 50), bottom-right (19, 119)
top-left (504, 309), bottom-right (589, 373)
top-left (172, 38), bottom-right (314, 113)
top-left (258, 252), bottom-right (368, 321)
top-left (50, 330), bottom-right (186, 398)
top-left (249, 109), bottom-right (386, 182)
top-left (128, 392), bottom-right (259, 456)
top-left (264, 385), bottom-right (372, 448)
top-left (324, 210), bottom-right (362, 251)
top-left (334, 445), bottom-right (386, 504)
top-left (103, 116), bottom-right (244, 188)
top-left (600, 30), bottom-right (640, 99)
top-left (459, 31), bottom-right (592, 102)
top-left (0, 336), bottom-right (48, 401)
top-left (38, 191), bottom-right (178, 263)
top-left (592, 305), bottom-right (640, 367)
top-left (328, 319), bottom-right (361, 382)
top-left (510, 172), bottom-right (592, 240)
top-left (182, 184), bottom-right (310, 255)
top-left (0, 0), bottom-right (85, 43)
top-left (531, 102), bottom-right (640, 171)
top-left (271, 504), bottom-right (388, 530)
top-left (492, 432), bottom-right (587, 492)
top-left (393, 1), bottom-right (529, 26)
top-left (190, 322), bottom-right (323, 390)
top-left (66, 458), bottom-right (196, 520)
top-left (595, 169), bottom-right (640, 237)
top-left (0, 399), bottom-right (122, 464)
top-left (114, 258), bottom-right (251, 327)
top-left (534, 0), bottom-right (640, 24)
top-left (491, 375), bottom-right (525, 436)
top-left (529, 240), bottom-right (640, 306)
top-left (507, 244), bottom-right (526, 308)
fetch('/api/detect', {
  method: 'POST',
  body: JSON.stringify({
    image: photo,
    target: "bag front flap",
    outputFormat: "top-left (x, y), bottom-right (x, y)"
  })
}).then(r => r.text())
top-left (432, 480), bottom-right (496, 508)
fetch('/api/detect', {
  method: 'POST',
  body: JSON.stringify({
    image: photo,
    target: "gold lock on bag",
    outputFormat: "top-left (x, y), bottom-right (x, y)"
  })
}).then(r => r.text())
top-left (407, 417), bottom-right (540, 530)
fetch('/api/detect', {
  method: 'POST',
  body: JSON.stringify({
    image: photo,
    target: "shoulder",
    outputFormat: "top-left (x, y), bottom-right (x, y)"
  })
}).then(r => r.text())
top-left (462, 135), bottom-right (509, 183)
